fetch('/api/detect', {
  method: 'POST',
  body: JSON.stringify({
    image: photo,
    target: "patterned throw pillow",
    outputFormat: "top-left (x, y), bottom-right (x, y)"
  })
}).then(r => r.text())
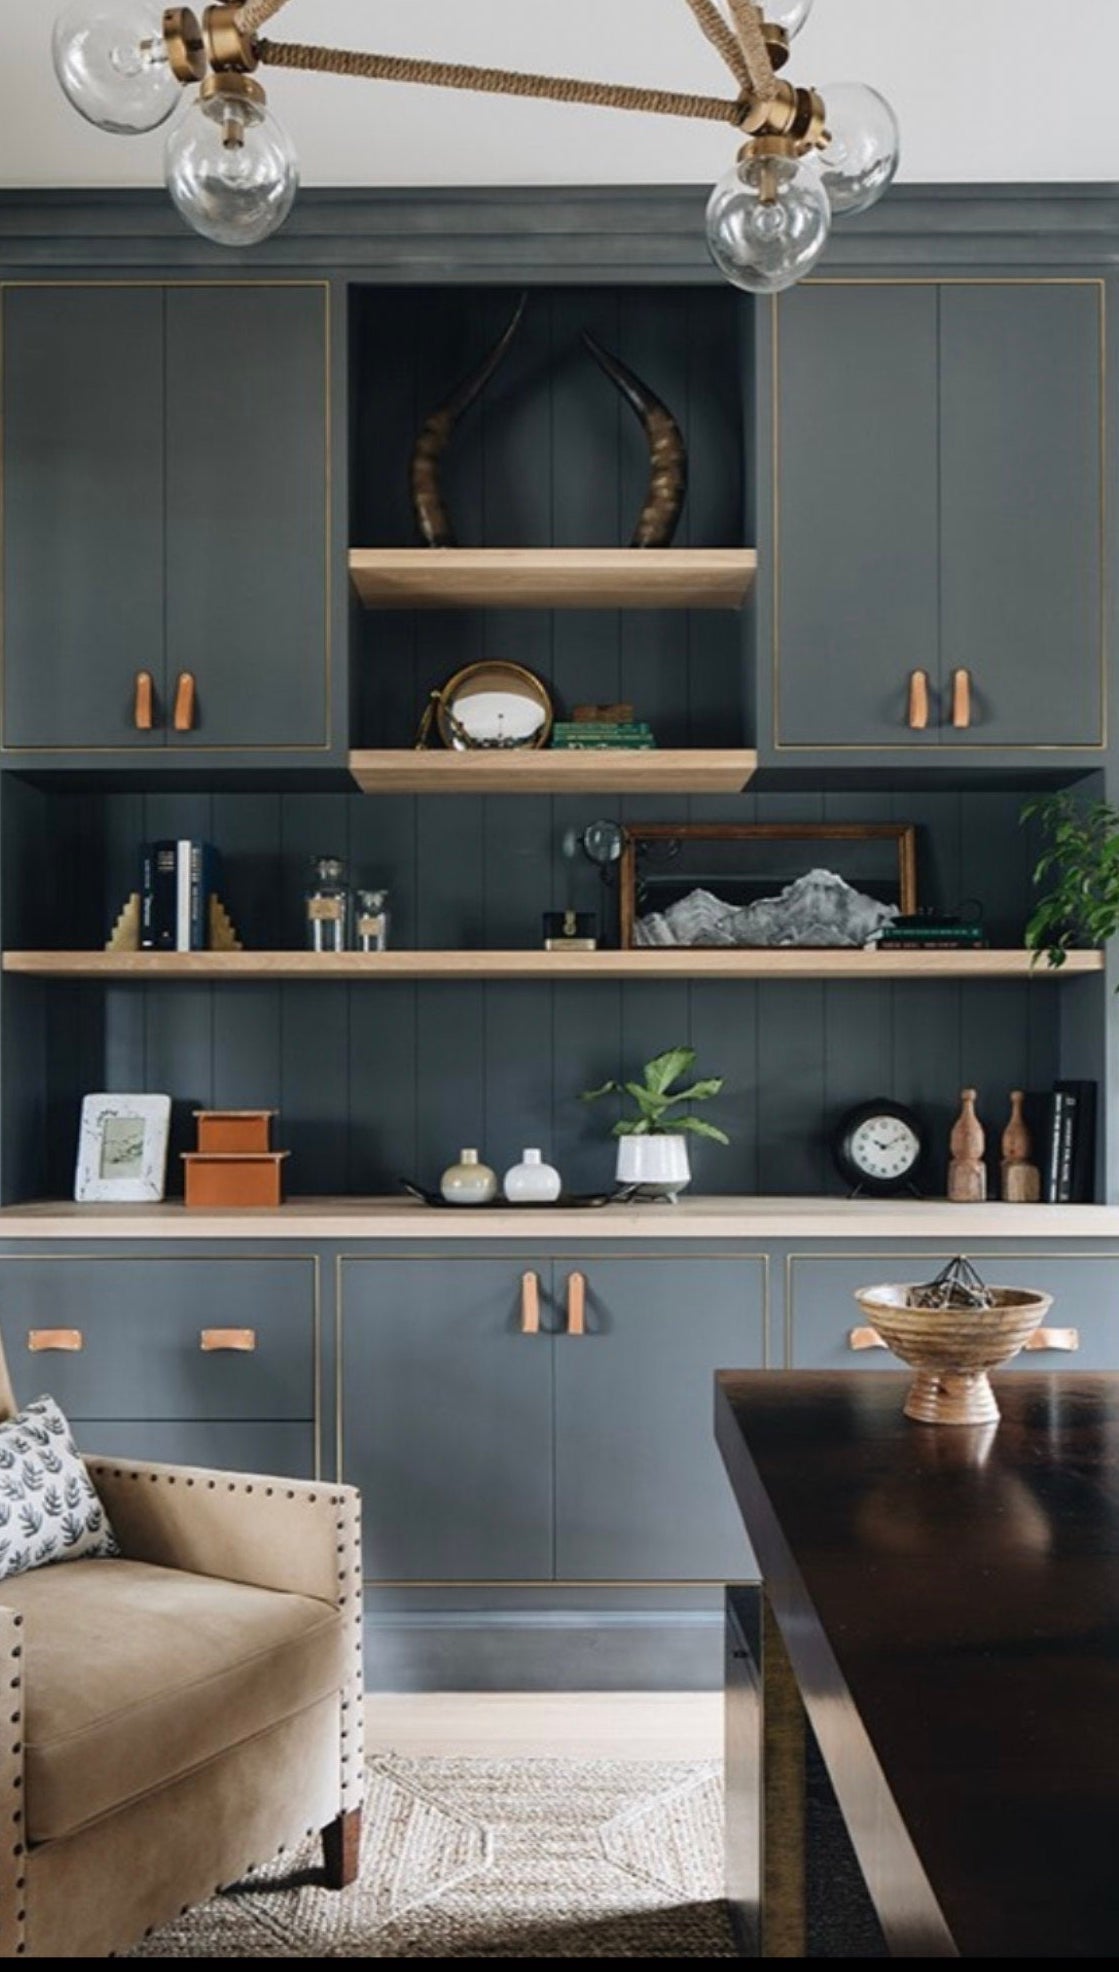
top-left (0, 1395), bottom-right (119, 1582)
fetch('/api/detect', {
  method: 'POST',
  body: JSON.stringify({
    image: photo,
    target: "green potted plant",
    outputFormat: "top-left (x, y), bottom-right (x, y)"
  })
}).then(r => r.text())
top-left (582, 1046), bottom-right (728, 1199)
top-left (1022, 793), bottom-right (1119, 970)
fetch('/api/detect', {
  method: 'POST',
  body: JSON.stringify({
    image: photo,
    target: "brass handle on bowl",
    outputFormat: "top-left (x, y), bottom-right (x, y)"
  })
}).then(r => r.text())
top-left (849, 1325), bottom-right (888, 1351)
top-left (28, 1329), bottom-right (83, 1353)
top-left (1023, 1327), bottom-right (1080, 1353)
top-left (907, 669), bottom-right (930, 731)
top-left (200, 1328), bottom-right (256, 1352)
top-left (951, 668), bottom-right (972, 730)
top-left (173, 670), bottom-right (197, 732)
top-left (520, 1271), bottom-right (540, 1337)
top-left (566, 1271), bottom-right (587, 1337)
top-left (133, 670), bottom-right (154, 731)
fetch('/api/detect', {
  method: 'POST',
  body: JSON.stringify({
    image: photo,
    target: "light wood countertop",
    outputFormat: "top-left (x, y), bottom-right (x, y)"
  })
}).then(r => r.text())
top-left (0, 1197), bottom-right (1117, 1241)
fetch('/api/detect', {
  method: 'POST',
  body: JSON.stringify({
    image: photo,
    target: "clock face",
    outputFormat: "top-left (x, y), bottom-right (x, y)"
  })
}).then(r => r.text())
top-left (833, 1101), bottom-right (926, 1195)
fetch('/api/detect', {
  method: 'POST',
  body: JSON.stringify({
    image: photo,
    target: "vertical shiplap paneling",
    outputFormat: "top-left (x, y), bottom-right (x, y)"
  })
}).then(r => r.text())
top-left (141, 791), bottom-right (213, 1181)
top-left (685, 285), bottom-right (749, 746)
top-left (210, 793), bottom-right (283, 1115)
top-left (277, 792), bottom-right (352, 1194)
top-left (348, 791), bottom-right (420, 1190)
top-left (618, 289), bottom-right (691, 745)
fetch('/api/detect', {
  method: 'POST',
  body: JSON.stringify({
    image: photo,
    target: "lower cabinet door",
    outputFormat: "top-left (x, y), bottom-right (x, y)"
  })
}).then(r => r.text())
top-left (80, 1420), bottom-right (316, 1478)
top-left (552, 1258), bottom-right (765, 1582)
top-left (339, 1259), bottom-right (554, 1583)
top-left (790, 1253), bottom-right (1119, 1373)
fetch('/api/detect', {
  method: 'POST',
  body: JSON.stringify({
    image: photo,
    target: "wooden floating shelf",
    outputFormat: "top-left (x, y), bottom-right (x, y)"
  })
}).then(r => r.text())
top-left (348, 547), bottom-right (757, 611)
top-left (2, 951), bottom-right (1103, 982)
top-left (347, 748), bottom-right (758, 796)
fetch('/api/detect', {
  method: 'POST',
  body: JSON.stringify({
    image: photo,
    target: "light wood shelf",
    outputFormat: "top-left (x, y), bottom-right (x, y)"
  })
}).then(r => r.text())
top-left (2, 950), bottom-right (1103, 982)
top-left (348, 547), bottom-right (757, 611)
top-left (348, 748), bottom-right (758, 795)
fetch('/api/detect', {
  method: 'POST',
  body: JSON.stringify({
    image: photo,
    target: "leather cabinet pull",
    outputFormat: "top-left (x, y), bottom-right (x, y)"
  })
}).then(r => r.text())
top-left (201, 1328), bottom-right (256, 1352)
top-left (520, 1272), bottom-right (541, 1336)
top-left (173, 671), bottom-right (197, 732)
top-left (134, 670), bottom-right (155, 731)
top-left (951, 668), bottom-right (972, 730)
top-left (28, 1329), bottom-right (83, 1353)
top-left (566, 1272), bottom-right (587, 1337)
top-left (907, 669), bottom-right (930, 731)
top-left (849, 1325), bottom-right (888, 1351)
top-left (1023, 1327), bottom-right (1080, 1354)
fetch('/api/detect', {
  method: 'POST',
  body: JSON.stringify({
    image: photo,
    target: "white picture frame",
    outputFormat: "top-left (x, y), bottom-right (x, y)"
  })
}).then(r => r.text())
top-left (74, 1094), bottom-right (172, 1204)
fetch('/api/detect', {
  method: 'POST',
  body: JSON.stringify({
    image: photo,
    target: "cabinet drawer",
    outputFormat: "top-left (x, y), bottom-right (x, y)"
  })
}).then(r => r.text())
top-left (789, 1255), bottom-right (1119, 1373)
top-left (0, 1257), bottom-right (317, 1420)
top-left (80, 1419), bottom-right (316, 1479)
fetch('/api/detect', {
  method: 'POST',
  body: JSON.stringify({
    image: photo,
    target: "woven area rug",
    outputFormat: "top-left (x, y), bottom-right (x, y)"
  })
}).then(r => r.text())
top-left (128, 1755), bottom-right (735, 1958)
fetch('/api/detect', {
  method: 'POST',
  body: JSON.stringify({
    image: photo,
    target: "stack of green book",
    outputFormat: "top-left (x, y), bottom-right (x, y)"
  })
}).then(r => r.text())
top-left (551, 722), bottom-right (657, 751)
top-left (874, 917), bottom-right (988, 951)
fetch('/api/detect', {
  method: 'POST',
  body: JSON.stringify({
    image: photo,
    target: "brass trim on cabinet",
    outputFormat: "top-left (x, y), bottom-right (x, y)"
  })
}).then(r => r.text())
top-left (0, 280), bottom-right (333, 757)
top-left (336, 1249), bottom-right (770, 1587)
top-left (770, 278), bottom-right (1109, 754)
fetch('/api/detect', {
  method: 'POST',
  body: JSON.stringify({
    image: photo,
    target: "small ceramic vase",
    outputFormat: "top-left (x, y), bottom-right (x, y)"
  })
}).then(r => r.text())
top-left (615, 1133), bottom-right (691, 1200)
top-left (503, 1148), bottom-right (562, 1204)
top-left (440, 1148), bottom-right (497, 1206)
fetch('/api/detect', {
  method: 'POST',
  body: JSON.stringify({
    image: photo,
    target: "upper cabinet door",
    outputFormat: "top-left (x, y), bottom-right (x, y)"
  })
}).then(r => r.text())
top-left (772, 284), bottom-right (940, 747)
top-left (2, 286), bottom-right (165, 750)
top-left (939, 282), bottom-right (1104, 748)
top-left (164, 285), bottom-right (330, 751)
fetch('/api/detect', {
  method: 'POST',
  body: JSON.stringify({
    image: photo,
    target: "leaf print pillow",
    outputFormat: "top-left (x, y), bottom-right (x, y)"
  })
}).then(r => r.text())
top-left (0, 1395), bottom-right (119, 1582)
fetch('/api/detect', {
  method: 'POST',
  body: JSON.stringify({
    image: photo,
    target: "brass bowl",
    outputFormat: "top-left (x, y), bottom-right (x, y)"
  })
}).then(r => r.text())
top-left (853, 1283), bottom-right (1054, 1426)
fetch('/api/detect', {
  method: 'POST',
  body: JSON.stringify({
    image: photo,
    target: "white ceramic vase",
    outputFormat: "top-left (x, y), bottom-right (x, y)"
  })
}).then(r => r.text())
top-left (440, 1148), bottom-right (498, 1206)
top-left (503, 1148), bottom-right (562, 1204)
top-left (614, 1133), bottom-right (691, 1200)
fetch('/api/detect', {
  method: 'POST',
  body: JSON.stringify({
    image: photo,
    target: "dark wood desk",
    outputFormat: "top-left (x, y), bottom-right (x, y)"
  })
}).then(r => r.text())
top-left (716, 1372), bottom-right (1119, 1959)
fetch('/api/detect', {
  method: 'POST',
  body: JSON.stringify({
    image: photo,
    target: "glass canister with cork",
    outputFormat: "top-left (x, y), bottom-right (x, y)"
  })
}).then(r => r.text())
top-left (305, 856), bottom-right (350, 953)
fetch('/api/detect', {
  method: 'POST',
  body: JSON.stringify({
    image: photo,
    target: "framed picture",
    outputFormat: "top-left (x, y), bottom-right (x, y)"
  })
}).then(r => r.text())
top-left (74, 1094), bottom-right (172, 1204)
top-left (619, 823), bottom-right (918, 949)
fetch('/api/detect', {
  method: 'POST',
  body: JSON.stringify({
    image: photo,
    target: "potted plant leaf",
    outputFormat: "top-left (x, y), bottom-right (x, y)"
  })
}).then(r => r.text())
top-left (1022, 793), bottom-right (1119, 971)
top-left (582, 1045), bottom-right (728, 1200)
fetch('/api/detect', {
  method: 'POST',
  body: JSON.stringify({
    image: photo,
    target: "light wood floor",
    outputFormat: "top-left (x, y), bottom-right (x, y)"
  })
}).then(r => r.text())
top-left (365, 1691), bottom-right (723, 1761)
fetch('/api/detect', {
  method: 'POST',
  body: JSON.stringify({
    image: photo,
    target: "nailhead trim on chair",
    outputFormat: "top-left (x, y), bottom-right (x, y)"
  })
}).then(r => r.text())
top-left (1, 1611), bottom-right (27, 1954)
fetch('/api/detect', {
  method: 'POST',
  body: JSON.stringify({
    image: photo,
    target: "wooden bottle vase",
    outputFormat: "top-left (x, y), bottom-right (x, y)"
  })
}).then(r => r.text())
top-left (948, 1088), bottom-right (987, 1203)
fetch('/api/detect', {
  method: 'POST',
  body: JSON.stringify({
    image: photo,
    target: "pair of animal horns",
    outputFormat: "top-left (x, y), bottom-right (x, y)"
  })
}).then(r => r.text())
top-left (410, 293), bottom-right (688, 551)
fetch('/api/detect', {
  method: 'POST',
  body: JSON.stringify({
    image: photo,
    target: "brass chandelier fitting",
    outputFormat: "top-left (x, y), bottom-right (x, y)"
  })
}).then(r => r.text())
top-left (51, 0), bottom-right (900, 288)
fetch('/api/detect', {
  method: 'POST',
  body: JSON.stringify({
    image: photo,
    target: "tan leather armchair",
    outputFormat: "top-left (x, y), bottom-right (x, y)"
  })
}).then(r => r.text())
top-left (0, 1337), bottom-right (364, 1958)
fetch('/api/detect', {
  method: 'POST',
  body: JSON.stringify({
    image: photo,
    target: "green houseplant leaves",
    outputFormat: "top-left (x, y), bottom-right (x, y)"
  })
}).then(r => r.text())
top-left (1022, 793), bottom-right (1119, 973)
top-left (582, 1046), bottom-right (730, 1144)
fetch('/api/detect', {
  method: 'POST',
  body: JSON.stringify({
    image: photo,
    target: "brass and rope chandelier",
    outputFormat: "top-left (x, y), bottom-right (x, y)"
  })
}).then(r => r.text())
top-left (51, 1), bottom-right (899, 290)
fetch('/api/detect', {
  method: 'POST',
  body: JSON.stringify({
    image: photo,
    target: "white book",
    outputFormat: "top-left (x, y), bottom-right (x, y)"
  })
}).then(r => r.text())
top-left (176, 839), bottom-right (192, 952)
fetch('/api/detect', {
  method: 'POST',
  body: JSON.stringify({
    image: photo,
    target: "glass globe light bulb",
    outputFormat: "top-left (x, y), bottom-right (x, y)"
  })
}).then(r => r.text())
top-left (763, 0), bottom-right (815, 38)
top-left (817, 83), bottom-right (901, 216)
top-left (166, 83), bottom-right (299, 248)
top-left (706, 147), bottom-right (831, 296)
top-left (52, 2), bottom-right (182, 134)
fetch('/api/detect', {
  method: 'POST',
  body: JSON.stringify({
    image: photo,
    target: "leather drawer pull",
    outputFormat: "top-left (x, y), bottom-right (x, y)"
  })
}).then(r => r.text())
top-left (951, 667), bottom-right (972, 729)
top-left (849, 1326), bottom-right (887, 1351)
top-left (133, 669), bottom-right (154, 731)
top-left (520, 1272), bottom-right (540, 1336)
top-left (201, 1328), bottom-right (257, 1352)
top-left (173, 670), bottom-right (197, 732)
top-left (28, 1329), bottom-right (83, 1353)
top-left (566, 1271), bottom-right (587, 1337)
top-left (1023, 1327), bottom-right (1080, 1353)
top-left (907, 669), bottom-right (930, 731)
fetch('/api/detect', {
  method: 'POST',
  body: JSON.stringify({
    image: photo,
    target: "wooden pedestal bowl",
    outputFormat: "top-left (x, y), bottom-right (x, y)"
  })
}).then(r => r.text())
top-left (853, 1283), bottom-right (1054, 1425)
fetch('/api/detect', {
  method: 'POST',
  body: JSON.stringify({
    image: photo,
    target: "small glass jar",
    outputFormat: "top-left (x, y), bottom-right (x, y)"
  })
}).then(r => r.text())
top-left (353, 887), bottom-right (390, 953)
top-left (305, 855), bottom-right (350, 954)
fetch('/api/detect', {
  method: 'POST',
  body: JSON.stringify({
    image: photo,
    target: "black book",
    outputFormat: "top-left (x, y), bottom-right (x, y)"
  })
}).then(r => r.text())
top-left (1054, 1079), bottom-right (1098, 1204)
top-left (1054, 1088), bottom-right (1078, 1203)
top-left (140, 840), bottom-right (177, 951)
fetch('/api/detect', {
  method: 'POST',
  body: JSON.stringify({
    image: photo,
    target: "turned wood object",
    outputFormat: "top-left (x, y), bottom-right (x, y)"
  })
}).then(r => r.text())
top-left (853, 1283), bottom-right (1052, 1425)
top-left (1000, 1089), bottom-right (1041, 1203)
top-left (948, 1087), bottom-right (987, 1202)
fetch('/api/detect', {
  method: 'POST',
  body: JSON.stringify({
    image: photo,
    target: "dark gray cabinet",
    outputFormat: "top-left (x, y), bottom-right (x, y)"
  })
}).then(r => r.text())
top-left (0, 1252), bottom-right (318, 1432)
top-left (770, 279), bottom-right (1105, 752)
top-left (340, 1254), bottom-right (765, 1585)
top-left (1, 281), bottom-right (330, 756)
top-left (788, 1253), bottom-right (1118, 1372)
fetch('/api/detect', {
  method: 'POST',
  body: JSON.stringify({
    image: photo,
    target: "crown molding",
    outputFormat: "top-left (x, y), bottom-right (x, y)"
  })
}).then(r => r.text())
top-left (0, 184), bottom-right (1116, 277)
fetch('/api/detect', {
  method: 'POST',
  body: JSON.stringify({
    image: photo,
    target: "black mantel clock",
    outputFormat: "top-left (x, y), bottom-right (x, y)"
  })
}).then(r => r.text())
top-left (832, 1100), bottom-right (927, 1198)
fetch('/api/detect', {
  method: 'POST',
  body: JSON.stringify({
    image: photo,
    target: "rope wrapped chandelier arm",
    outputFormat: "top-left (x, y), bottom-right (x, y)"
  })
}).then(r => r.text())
top-left (51, 1), bottom-right (900, 286)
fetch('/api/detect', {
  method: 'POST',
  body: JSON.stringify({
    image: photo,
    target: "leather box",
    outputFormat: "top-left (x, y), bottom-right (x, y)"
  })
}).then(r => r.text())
top-left (193, 1110), bottom-right (275, 1154)
top-left (182, 1152), bottom-right (289, 1209)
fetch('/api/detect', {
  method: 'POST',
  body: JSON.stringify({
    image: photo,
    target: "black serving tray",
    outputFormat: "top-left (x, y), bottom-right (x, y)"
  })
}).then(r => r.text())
top-left (399, 1179), bottom-right (616, 1210)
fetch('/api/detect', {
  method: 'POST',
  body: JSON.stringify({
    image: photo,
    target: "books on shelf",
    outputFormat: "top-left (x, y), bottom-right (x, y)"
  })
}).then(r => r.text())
top-left (1025, 1080), bottom-right (1098, 1204)
top-left (140, 840), bottom-right (219, 952)
top-left (551, 722), bottom-right (657, 751)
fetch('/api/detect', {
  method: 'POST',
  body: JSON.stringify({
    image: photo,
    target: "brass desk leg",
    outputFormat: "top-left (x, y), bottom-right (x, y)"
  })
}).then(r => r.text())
top-left (762, 1593), bottom-right (807, 1957)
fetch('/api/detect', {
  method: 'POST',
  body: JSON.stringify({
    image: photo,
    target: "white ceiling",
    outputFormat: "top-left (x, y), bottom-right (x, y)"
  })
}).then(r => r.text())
top-left (1, 0), bottom-right (1117, 191)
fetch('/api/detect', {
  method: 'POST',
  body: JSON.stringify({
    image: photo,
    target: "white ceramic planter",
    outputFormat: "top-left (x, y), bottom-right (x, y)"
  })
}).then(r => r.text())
top-left (614, 1133), bottom-right (691, 1200)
